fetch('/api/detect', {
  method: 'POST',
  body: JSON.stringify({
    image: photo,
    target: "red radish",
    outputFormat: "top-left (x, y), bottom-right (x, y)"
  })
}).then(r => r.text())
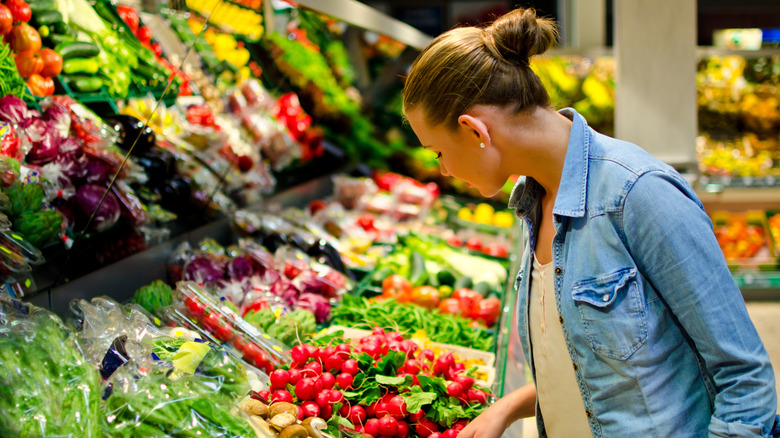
top-left (300, 401), bottom-right (320, 418)
top-left (420, 349), bottom-right (435, 362)
top-left (445, 367), bottom-right (461, 382)
top-left (291, 345), bottom-right (309, 364)
top-left (288, 368), bottom-right (303, 385)
top-left (270, 369), bottom-right (290, 389)
top-left (298, 407), bottom-right (305, 421)
top-left (315, 376), bottom-right (324, 393)
top-left (342, 359), bottom-right (360, 375)
top-left (366, 402), bottom-right (378, 418)
top-left (319, 372), bottom-right (336, 390)
top-left (429, 434), bottom-right (442, 438)
top-left (453, 362), bottom-right (465, 372)
top-left (325, 355), bottom-right (344, 373)
top-left (388, 341), bottom-right (402, 352)
top-left (365, 419), bottom-right (380, 437)
top-left (441, 429), bottom-right (459, 438)
top-left (437, 353), bottom-right (455, 369)
top-left (304, 361), bottom-right (323, 377)
top-left (375, 400), bottom-right (390, 417)
top-left (396, 420), bottom-right (410, 438)
top-left (386, 331), bottom-right (404, 342)
top-left (337, 372), bottom-right (354, 389)
top-left (452, 420), bottom-right (468, 431)
top-left (304, 344), bottom-right (318, 359)
top-left (454, 375), bottom-right (474, 392)
top-left (387, 396), bottom-right (408, 419)
top-left (378, 416), bottom-right (399, 437)
top-left (318, 346), bottom-right (336, 363)
top-left (320, 404), bottom-right (333, 420)
top-left (272, 389), bottom-right (293, 403)
top-left (372, 327), bottom-right (386, 336)
top-left (415, 418), bottom-right (438, 437)
top-left (399, 340), bottom-right (418, 357)
top-left (316, 391), bottom-right (332, 409)
top-left (446, 382), bottom-right (464, 398)
top-left (257, 390), bottom-right (271, 402)
top-left (408, 410), bottom-right (424, 423)
top-left (329, 389), bottom-right (344, 404)
top-left (404, 360), bottom-right (423, 375)
top-left (362, 340), bottom-right (382, 358)
top-left (295, 378), bottom-right (317, 400)
top-left (349, 405), bottom-right (367, 425)
top-left (335, 343), bottom-right (352, 358)
top-left (468, 389), bottom-right (488, 405)
top-left (339, 403), bottom-right (351, 417)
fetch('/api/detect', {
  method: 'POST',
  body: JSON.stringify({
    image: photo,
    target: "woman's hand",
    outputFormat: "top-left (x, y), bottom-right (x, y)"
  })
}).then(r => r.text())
top-left (459, 384), bottom-right (537, 438)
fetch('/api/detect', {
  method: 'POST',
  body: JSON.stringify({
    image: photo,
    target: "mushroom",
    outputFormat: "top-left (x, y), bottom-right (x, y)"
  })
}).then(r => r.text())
top-left (301, 417), bottom-right (327, 438)
top-left (278, 424), bottom-right (309, 438)
top-left (240, 398), bottom-right (269, 418)
top-left (269, 412), bottom-right (297, 430)
top-left (248, 416), bottom-right (277, 438)
top-left (269, 402), bottom-right (299, 419)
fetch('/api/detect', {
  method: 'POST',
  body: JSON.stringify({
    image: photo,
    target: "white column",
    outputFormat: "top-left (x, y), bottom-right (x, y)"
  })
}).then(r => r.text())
top-left (561, 0), bottom-right (606, 49)
top-left (614, 0), bottom-right (697, 166)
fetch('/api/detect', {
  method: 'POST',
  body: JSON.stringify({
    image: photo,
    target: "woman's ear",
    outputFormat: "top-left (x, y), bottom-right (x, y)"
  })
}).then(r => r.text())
top-left (457, 114), bottom-right (491, 147)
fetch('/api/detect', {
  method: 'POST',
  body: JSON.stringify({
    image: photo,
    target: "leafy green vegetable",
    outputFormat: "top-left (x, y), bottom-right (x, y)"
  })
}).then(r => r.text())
top-left (330, 295), bottom-right (494, 351)
top-left (0, 301), bottom-right (103, 437)
top-left (132, 280), bottom-right (174, 315)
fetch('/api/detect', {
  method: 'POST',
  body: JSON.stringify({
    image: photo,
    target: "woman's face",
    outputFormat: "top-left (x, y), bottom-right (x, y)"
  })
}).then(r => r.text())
top-left (406, 108), bottom-right (505, 197)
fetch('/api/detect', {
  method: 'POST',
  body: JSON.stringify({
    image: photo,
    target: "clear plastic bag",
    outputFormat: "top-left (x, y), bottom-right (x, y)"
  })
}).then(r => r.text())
top-left (0, 295), bottom-right (103, 437)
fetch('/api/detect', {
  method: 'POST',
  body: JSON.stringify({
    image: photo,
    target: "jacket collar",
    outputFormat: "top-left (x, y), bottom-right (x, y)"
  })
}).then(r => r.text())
top-left (507, 108), bottom-right (590, 219)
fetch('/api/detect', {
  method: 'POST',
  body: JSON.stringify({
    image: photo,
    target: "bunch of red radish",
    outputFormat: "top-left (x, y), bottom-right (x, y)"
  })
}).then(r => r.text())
top-left (251, 327), bottom-right (490, 438)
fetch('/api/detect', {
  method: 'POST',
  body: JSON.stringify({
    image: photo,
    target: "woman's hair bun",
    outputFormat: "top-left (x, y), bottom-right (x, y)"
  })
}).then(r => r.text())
top-left (484, 8), bottom-right (558, 64)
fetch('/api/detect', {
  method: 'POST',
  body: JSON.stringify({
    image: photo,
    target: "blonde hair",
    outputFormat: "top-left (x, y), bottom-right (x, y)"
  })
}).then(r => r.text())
top-left (403, 8), bottom-right (558, 130)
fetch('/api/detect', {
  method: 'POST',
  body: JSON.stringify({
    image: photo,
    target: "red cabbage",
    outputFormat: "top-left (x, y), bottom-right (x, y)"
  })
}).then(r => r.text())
top-left (184, 256), bottom-right (227, 284)
top-left (84, 159), bottom-right (110, 184)
top-left (271, 276), bottom-right (299, 306)
top-left (292, 270), bottom-right (327, 296)
top-left (226, 256), bottom-right (253, 281)
top-left (296, 293), bottom-right (331, 323)
top-left (21, 118), bottom-right (61, 165)
top-left (42, 103), bottom-right (71, 138)
top-left (54, 143), bottom-right (88, 182)
top-left (72, 184), bottom-right (121, 232)
top-left (0, 95), bottom-right (28, 124)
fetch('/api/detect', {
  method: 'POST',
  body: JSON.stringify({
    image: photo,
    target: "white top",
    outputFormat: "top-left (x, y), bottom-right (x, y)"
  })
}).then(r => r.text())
top-left (529, 256), bottom-right (592, 437)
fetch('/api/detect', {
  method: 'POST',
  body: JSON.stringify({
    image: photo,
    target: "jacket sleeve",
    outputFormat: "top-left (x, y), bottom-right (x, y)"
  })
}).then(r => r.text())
top-left (622, 170), bottom-right (777, 438)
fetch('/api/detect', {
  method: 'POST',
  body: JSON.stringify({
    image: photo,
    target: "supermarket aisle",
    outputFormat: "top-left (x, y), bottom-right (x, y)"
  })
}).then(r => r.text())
top-left (517, 301), bottom-right (780, 438)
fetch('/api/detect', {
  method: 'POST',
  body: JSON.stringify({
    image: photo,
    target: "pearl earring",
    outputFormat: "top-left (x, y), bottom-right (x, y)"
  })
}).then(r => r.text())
top-left (479, 142), bottom-right (486, 149)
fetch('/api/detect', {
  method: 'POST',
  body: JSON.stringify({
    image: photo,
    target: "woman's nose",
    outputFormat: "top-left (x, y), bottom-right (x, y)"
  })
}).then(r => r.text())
top-left (439, 162), bottom-right (450, 177)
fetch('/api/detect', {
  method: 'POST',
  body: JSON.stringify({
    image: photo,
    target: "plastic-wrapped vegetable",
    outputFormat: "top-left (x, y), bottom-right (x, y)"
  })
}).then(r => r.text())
top-left (184, 255), bottom-right (227, 284)
top-left (0, 94), bottom-right (29, 124)
top-left (0, 296), bottom-right (103, 437)
top-left (72, 184), bottom-right (121, 232)
top-left (41, 101), bottom-right (72, 139)
top-left (132, 279), bottom-right (174, 315)
top-left (20, 117), bottom-right (61, 165)
top-left (295, 292), bottom-right (331, 324)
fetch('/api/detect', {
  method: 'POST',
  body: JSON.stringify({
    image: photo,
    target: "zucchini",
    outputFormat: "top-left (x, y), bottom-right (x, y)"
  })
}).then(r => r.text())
top-left (28, 0), bottom-right (57, 14)
top-left (454, 276), bottom-right (474, 290)
top-left (34, 10), bottom-right (62, 26)
top-left (64, 75), bottom-right (103, 93)
top-left (409, 252), bottom-right (429, 287)
top-left (473, 281), bottom-right (492, 297)
top-left (47, 33), bottom-right (74, 47)
top-left (63, 58), bottom-right (100, 75)
top-left (55, 41), bottom-right (101, 60)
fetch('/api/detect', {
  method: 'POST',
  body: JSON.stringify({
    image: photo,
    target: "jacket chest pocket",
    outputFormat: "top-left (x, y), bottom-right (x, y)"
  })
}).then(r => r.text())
top-left (572, 268), bottom-right (648, 360)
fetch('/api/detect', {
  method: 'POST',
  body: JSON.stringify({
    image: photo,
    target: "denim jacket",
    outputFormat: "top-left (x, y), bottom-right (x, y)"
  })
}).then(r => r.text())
top-left (509, 108), bottom-right (778, 437)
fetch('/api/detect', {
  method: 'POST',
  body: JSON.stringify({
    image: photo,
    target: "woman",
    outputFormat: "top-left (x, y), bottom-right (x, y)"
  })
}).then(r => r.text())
top-left (402, 7), bottom-right (778, 438)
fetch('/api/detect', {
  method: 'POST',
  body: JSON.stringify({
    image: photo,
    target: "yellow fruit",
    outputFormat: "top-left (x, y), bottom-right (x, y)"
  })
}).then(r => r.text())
top-left (493, 211), bottom-right (515, 228)
top-left (473, 203), bottom-right (494, 223)
top-left (457, 208), bottom-right (472, 221)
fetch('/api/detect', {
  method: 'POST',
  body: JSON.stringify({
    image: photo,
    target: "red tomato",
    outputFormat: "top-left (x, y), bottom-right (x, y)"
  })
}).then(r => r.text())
top-left (202, 312), bottom-right (221, 333)
top-left (26, 73), bottom-right (53, 97)
top-left (185, 297), bottom-right (205, 320)
top-left (135, 25), bottom-right (152, 44)
top-left (5, 23), bottom-right (41, 53)
top-left (470, 297), bottom-right (501, 327)
top-left (410, 286), bottom-right (440, 310)
top-left (382, 275), bottom-right (413, 300)
top-left (465, 237), bottom-right (483, 251)
top-left (38, 48), bottom-right (62, 77)
top-left (116, 4), bottom-right (139, 31)
top-left (308, 199), bottom-right (327, 215)
top-left (214, 322), bottom-right (233, 342)
top-left (5, 0), bottom-right (31, 23)
top-left (0, 5), bottom-right (13, 35)
top-left (452, 288), bottom-right (482, 314)
top-left (356, 213), bottom-right (376, 231)
top-left (14, 49), bottom-right (42, 78)
top-left (437, 298), bottom-right (461, 315)
top-left (446, 235), bottom-right (463, 247)
top-left (482, 242), bottom-right (508, 258)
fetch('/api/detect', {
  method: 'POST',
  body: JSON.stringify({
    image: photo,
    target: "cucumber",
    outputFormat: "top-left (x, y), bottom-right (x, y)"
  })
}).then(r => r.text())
top-left (50, 21), bottom-right (73, 36)
top-left (55, 41), bottom-right (101, 60)
top-left (29, 0), bottom-right (57, 13)
top-left (409, 252), bottom-right (429, 287)
top-left (454, 276), bottom-right (474, 290)
top-left (436, 270), bottom-right (456, 287)
top-left (473, 281), bottom-right (492, 297)
top-left (64, 75), bottom-right (103, 93)
top-left (370, 266), bottom-right (395, 285)
top-left (47, 33), bottom-right (74, 47)
top-left (34, 10), bottom-right (63, 26)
